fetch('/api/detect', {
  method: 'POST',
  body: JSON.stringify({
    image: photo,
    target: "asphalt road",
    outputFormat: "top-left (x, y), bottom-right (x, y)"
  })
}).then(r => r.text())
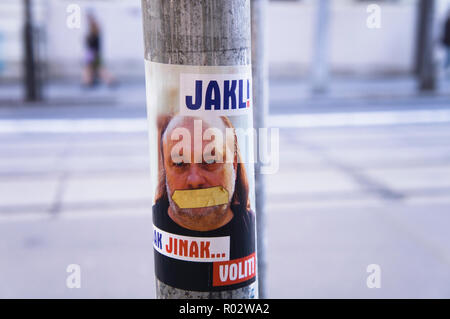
top-left (1, 79), bottom-right (450, 298)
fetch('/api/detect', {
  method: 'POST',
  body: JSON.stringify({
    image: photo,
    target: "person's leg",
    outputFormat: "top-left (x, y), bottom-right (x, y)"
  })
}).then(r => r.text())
top-left (82, 65), bottom-right (94, 86)
top-left (99, 66), bottom-right (117, 86)
top-left (446, 47), bottom-right (450, 69)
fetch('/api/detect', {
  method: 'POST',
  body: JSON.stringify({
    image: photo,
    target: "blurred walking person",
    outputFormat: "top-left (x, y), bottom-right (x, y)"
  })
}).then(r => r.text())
top-left (82, 13), bottom-right (117, 87)
top-left (443, 11), bottom-right (450, 74)
top-left (0, 32), bottom-right (4, 74)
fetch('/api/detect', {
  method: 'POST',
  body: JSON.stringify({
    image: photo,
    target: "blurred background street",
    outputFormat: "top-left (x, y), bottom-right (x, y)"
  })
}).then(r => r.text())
top-left (1, 0), bottom-right (450, 298)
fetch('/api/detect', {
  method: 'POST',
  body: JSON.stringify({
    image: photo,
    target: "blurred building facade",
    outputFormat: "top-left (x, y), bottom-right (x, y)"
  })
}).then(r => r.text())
top-left (0, 0), bottom-right (449, 82)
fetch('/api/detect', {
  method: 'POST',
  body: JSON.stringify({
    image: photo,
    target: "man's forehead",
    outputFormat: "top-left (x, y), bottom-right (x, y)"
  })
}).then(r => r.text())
top-left (166, 116), bottom-right (227, 134)
top-left (162, 116), bottom-right (237, 162)
top-left (163, 116), bottom-right (230, 147)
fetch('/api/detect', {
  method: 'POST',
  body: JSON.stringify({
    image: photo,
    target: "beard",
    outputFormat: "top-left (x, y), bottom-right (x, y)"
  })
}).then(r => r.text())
top-left (168, 202), bottom-right (229, 224)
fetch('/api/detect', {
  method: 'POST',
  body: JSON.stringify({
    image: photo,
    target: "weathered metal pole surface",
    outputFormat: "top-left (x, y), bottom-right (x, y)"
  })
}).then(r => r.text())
top-left (141, 0), bottom-right (257, 299)
top-left (251, 0), bottom-right (268, 299)
top-left (142, 0), bottom-right (251, 65)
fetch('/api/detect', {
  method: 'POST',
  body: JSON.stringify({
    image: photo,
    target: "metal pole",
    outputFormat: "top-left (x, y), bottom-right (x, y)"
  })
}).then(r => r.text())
top-left (312, 0), bottom-right (330, 94)
top-left (251, 0), bottom-right (268, 299)
top-left (417, 0), bottom-right (437, 91)
top-left (23, 0), bottom-right (40, 101)
top-left (414, 0), bottom-right (426, 75)
top-left (141, 0), bottom-right (257, 299)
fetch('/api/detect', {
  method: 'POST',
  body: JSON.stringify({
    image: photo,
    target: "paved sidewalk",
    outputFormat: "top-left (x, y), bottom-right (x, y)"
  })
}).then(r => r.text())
top-left (1, 77), bottom-right (450, 298)
top-left (2, 75), bottom-right (450, 116)
top-left (1, 122), bottom-right (450, 298)
top-left (0, 80), bottom-right (146, 112)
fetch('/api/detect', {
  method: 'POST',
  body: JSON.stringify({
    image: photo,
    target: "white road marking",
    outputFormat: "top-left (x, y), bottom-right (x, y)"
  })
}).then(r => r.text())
top-left (269, 109), bottom-right (450, 128)
top-left (0, 119), bottom-right (148, 133)
top-left (1, 109), bottom-right (450, 133)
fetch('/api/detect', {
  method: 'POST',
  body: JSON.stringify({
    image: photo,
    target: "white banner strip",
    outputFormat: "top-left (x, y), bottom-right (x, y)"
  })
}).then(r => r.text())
top-left (153, 225), bottom-right (230, 263)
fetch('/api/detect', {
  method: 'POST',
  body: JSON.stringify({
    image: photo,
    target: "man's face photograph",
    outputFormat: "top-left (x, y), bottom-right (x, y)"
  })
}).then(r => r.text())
top-left (161, 116), bottom-right (237, 232)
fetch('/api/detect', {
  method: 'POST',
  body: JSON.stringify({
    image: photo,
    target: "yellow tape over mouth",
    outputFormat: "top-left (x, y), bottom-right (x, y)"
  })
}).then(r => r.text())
top-left (172, 186), bottom-right (229, 209)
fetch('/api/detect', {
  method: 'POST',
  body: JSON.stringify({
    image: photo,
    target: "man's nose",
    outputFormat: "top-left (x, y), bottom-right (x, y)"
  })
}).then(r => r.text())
top-left (186, 164), bottom-right (206, 189)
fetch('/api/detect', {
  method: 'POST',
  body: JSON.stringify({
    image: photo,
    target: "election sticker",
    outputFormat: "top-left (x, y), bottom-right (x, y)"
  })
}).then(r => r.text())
top-left (145, 60), bottom-right (257, 291)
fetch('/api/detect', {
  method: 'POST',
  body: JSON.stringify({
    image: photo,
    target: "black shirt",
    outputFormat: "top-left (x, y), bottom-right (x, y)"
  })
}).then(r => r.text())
top-left (444, 17), bottom-right (450, 47)
top-left (152, 197), bottom-right (256, 291)
top-left (153, 197), bottom-right (256, 259)
top-left (86, 34), bottom-right (100, 53)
